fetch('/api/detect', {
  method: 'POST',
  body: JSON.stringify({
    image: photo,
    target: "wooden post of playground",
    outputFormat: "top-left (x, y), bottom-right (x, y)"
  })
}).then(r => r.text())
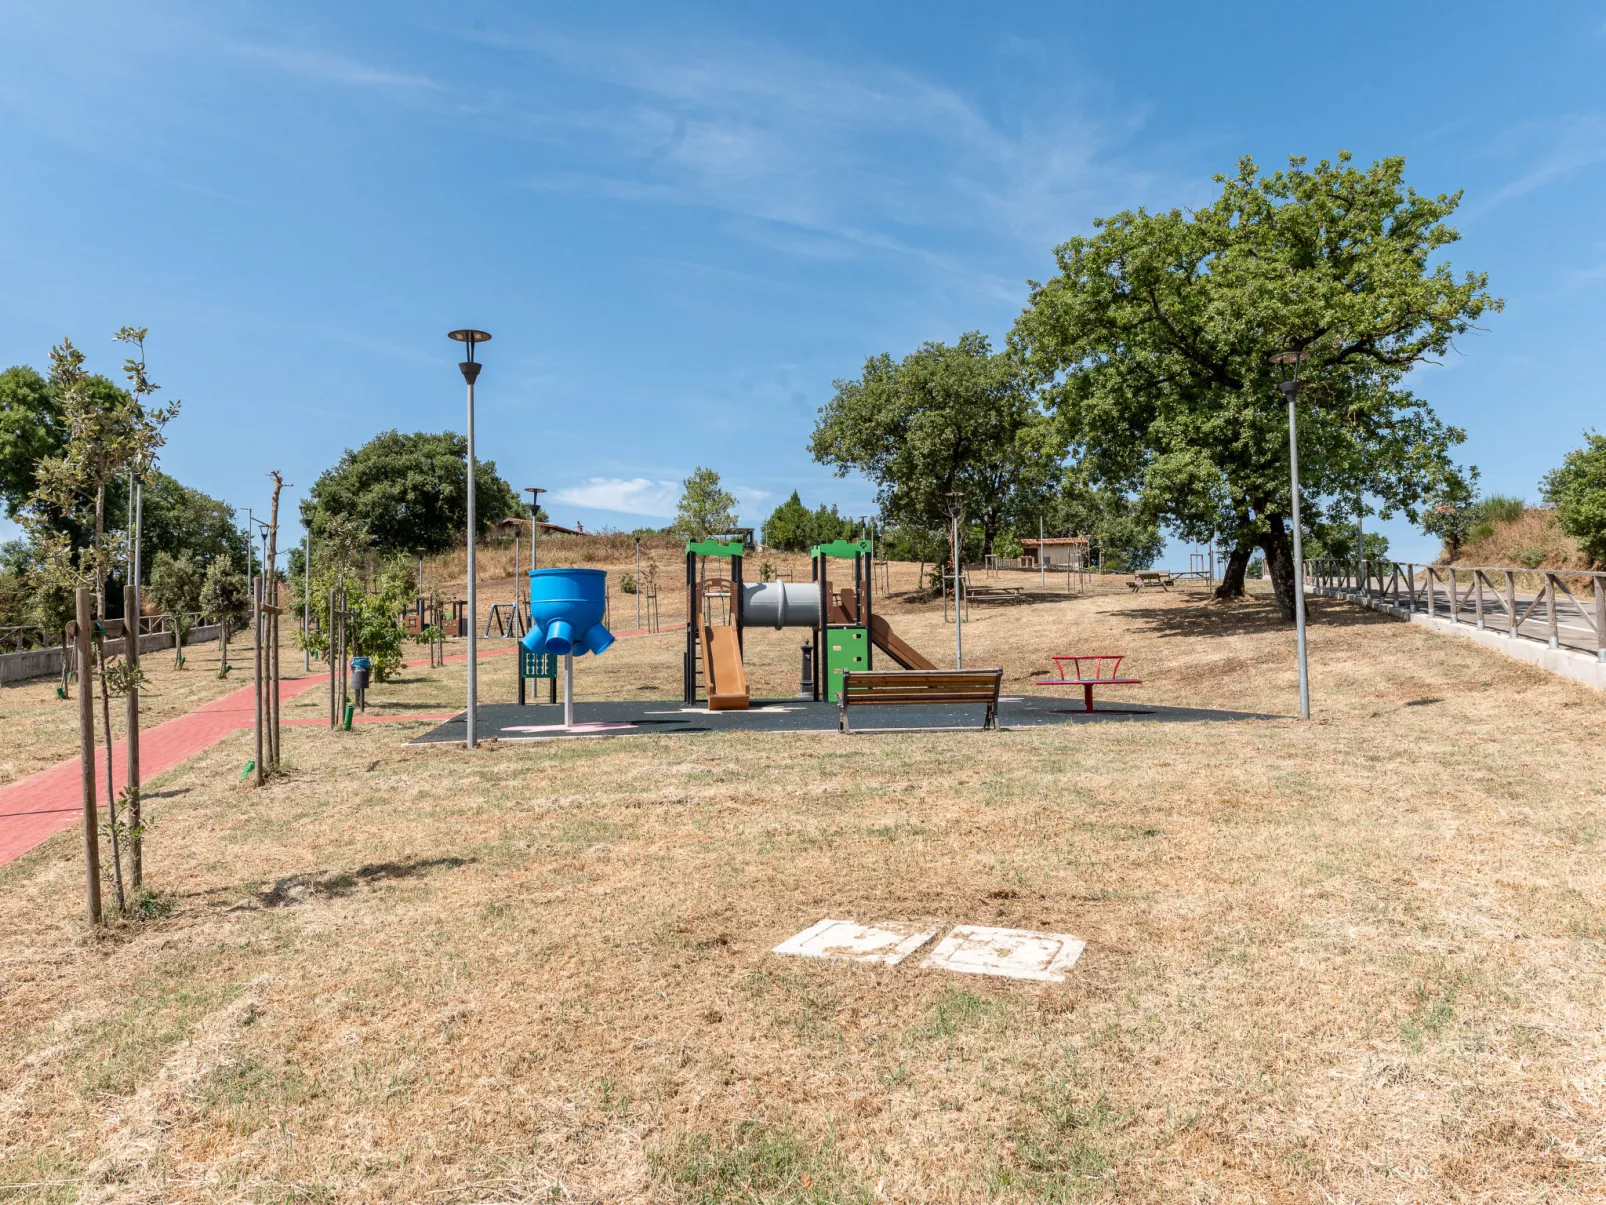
top-left (124, 584), bottom-right (142, 891)
top-left (76, 589), bottom-right (102, 924)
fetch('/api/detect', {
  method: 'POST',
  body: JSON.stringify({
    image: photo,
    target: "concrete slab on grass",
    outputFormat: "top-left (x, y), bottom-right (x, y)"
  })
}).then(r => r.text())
top-left (922, 924), bottom-right (1085, 983)
top-left (772, 918), bottom-right (938, 966)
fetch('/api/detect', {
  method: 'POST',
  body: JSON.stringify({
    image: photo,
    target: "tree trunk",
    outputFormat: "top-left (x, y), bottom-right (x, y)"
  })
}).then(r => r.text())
top-left (1258, 516), bottom-right (1297, 622)
top-left (1214, 543), bottom-right (1252, 600)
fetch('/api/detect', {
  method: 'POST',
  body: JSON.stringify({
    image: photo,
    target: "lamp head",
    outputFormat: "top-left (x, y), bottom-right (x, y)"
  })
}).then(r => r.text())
top-left (448, 329), bottom-right (492, 368)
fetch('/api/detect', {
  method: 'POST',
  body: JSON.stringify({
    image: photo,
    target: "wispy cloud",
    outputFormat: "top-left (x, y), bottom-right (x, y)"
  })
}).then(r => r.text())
top-left (553, 477), bottom-right (679, 517)
top-left (460, 24), bottom-right (1156, 263)
top-left (227, 42), bottom-right (441, 91)
top-left (1465, 115), bottom-right (1606, 218)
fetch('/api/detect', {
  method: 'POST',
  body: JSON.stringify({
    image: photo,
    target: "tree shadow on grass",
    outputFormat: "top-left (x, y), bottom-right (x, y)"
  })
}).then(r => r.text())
top-left (1125, 595), bottom-right (1399, 640)
top-left (223, 855), bottom-right (475, 910)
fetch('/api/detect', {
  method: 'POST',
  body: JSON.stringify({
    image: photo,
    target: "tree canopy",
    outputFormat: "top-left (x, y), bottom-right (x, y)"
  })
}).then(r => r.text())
top-left (301, 430), bottom-right (521, 556)
top-left (1542, 433), bottom-right (1606, 566)
top-left (760, 491), bottom-right (859, 551)
top-left (672, 467), bottom-right (739, 542)
top-left (1013, 152), bottom-right (1498, 617)
top-left (810, 332), bottom-right (1062, 555)
top-left (0, 366), bottom-right (67, 518)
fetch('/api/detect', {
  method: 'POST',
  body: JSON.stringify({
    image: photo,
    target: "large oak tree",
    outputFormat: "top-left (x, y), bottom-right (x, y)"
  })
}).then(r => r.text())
top-left (301, 429), bottom-right (521, 556)
top-left (1013, 152), bottom-right (1497, 618)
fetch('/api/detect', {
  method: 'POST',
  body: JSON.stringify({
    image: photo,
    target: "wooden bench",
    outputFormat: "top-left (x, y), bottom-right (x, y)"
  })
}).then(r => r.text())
top-left (1128, 571), bottom-right (1174, 592)
top-left (838, 668), bottom-right (1003, 733)
top-left (1033, 655), bottom-right (1141, 713)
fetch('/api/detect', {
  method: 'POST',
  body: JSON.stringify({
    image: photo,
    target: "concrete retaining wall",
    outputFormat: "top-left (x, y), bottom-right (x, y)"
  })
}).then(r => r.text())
top-left (0, 624), bottom-right (223, 685)
top-left (1312, 586), bottom-right (1606, 693)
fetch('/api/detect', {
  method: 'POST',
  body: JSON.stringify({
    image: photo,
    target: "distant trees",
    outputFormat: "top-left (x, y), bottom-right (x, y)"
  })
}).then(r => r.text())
top-left (147, 550), bottom-right (205, 664)
top-left (301, 430), bottom-right (521, 556)
top-left (1014, 152), bottom-right (1497, 619)
top-left (760, 491), bottom-right (859, 551)
top-left (672, 467), bottom-right (739, 542)
top-left (1542, 433), bottom-right (1606, 566)
top-left (0, 365), bottom-right (66, 517)
top-left (811, 333), bottom-right (1062, 557)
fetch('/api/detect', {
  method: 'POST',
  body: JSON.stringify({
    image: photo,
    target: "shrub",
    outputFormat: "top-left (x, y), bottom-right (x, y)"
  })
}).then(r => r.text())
top-left (1542, 434), bottom-right (1606, 566)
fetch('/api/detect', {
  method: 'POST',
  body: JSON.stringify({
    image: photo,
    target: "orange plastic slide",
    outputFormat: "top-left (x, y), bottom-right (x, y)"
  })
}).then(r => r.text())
top-left (869, 612), bottom-right (937, 670)
top-left (701, 623), bottom-right (750, 710)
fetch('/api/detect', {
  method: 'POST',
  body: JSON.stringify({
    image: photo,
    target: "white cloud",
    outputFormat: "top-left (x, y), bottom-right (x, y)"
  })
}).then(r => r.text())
top-left (552, 477), bottom-right (679, 517)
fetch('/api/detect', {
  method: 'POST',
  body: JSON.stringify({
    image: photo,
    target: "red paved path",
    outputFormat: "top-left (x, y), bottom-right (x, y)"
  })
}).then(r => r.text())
top-left (0, 629), bottom-right (667, 868)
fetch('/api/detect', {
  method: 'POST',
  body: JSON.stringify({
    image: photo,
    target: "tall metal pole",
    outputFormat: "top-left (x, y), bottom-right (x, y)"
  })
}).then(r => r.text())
top-left (302, 523), bottom-right (311, 672)
top-left (947, 501), bottom-right (964, 670)
top-left (1285, 386), bottom-right (1311, 720)
top-left (465, 374), bottom-right (478, 749)
top-left (132, 477), bottom-right (143, 605)
top-left (452, 330), bottom-right (491, 748)
top-left (635, 538), bottom-right (642, 632)
top-left (76, 588), bottom-right (101, 924)
top-left (563, 651), bottom-right (574, 728)
top-left (1039, 514), bottom-right (1046, 588)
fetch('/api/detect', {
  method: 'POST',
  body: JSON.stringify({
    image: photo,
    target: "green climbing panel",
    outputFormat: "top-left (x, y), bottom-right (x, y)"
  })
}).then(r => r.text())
top-left (520, 648), bottom-right (560, 679)
top-left (824, 626), bottom-right (868, 703)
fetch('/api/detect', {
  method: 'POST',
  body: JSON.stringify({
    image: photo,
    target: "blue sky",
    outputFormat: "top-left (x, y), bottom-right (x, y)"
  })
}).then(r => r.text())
top-left (2, 1), bottom-right (1603, 563)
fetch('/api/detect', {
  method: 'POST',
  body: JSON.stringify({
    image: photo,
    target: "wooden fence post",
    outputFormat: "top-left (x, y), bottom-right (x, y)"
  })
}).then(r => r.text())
top-left (1547, 573), bottom-right (1560, 649)
top-left (1475, 571), bottom-right (1485, 629)
top-left (1505, 571), bottom-right (1518, 639)
top-left (1596, 574), bottom-right (1605, 663)
top-left (76, 588), bottom-right (101, 925)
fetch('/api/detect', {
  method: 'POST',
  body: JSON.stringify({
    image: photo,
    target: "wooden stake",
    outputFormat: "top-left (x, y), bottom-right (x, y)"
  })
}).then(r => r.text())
top-left (124, 585), bottom-right (142, 890)
top-left (252, 573), bottom-right (264, 785)
top-left (76, 589), bottom-right (101, 924)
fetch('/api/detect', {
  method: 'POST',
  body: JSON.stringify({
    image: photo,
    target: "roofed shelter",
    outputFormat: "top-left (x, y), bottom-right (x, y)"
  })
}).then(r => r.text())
top-left (1020, 537), bottom-right (1089, 568)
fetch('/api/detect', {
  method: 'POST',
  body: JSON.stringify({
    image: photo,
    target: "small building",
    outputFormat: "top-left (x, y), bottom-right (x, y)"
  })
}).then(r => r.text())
top-left (1019, 536), bottom-right (1089, 568)
top-left (493, 517), bottom-right (583, 540)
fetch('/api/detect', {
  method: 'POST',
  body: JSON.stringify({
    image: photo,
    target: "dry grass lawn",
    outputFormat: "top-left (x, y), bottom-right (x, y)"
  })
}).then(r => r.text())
top-left (4, 578), bottom-right (1606, 1203)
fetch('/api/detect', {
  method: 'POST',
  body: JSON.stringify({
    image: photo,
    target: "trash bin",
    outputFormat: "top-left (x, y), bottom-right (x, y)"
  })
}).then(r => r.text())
top-left (350, 655), bottom-right (372, 712)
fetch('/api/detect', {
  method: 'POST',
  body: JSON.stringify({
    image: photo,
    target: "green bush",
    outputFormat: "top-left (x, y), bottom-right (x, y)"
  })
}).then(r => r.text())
top-left (1542, 434), bottom-right (1606, 566)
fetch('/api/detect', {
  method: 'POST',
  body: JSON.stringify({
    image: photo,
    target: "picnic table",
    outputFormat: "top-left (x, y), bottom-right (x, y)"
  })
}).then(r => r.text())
top-left (1033, 655), bottom-right (1142, 713)
top-left (966, 583), bottom-right (1028, 604)
top-left (1128, 571), bottom-right (1174, 592)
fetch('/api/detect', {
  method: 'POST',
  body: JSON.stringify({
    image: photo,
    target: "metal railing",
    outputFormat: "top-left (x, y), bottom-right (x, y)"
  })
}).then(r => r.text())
top-left (1, 611), bottom-right (215, 653)
top-left (1308, 559), bottom-right (1606, 662)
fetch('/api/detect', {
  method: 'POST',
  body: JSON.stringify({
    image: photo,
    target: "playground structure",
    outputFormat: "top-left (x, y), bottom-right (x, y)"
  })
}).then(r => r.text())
top-left (682, 537), bottom-right (935, 710)
top-left (518, 568), bottom-right (616, 727)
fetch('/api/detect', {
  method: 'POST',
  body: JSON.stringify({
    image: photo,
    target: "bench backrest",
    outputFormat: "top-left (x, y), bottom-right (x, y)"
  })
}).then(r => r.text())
top-left (840, 668), bottom-right (1002, 705)
top-left (1050, 654), bottom-right (1124, 681)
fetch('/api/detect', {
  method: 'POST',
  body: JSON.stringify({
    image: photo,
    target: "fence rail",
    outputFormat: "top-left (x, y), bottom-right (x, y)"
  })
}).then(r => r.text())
top-left (1308, 559), bottom-right (1606, 663)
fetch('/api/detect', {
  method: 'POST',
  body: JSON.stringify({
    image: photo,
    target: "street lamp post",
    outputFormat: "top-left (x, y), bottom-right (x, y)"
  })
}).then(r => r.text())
top-left (450, 329), bottom-right (492, 748)
top-left (1272, 349), bottom-right (1311, 721)
top-left (302, 520), bottom-right (311, 672)
top-left (945, 491), bottom-right (964, 669)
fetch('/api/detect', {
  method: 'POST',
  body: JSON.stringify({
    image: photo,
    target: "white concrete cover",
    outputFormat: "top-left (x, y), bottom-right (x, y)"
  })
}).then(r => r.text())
top-left (772, 919), bottom-right (938, 965)
top-left (921, 924), bottom-right (1086, 982)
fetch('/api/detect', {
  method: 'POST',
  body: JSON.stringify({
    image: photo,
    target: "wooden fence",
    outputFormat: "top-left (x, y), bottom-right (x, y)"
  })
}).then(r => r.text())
top-left (1308, 559), bottom-right (1606, 662)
